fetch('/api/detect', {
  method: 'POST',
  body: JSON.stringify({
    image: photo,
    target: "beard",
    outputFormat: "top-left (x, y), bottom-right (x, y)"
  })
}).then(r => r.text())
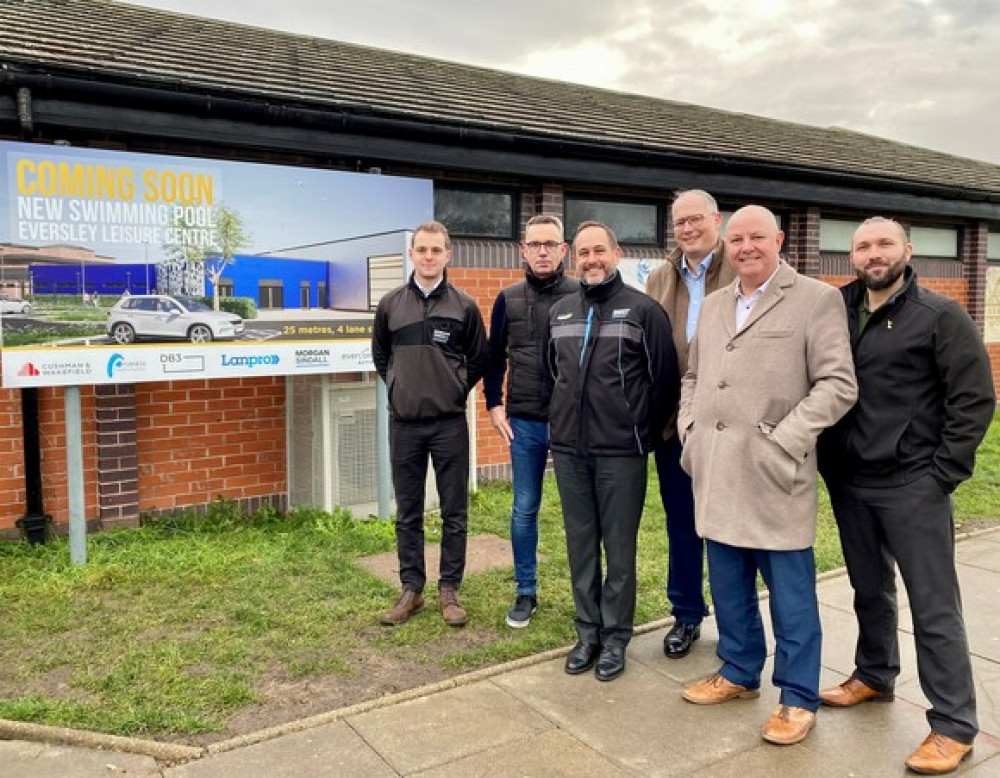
top-left (857, 260), bottom-right (905, 291)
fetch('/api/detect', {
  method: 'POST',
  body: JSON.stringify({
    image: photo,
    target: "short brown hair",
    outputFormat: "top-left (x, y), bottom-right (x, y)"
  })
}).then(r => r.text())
top-left (573, 220), bottom-right (619, 250)
top-left (525, 214), bottom-right (564, 238)
top-left (412, 220), bottom-right (451, 250)
top-left (854, 216), bottom-right (908, 245)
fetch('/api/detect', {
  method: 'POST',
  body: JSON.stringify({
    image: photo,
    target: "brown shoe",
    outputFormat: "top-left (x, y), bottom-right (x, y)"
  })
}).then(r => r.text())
top-left (820, 676), bottom-right (893, 707)
top-left (439, 586), bottom-right (468, 627)
top-left (905, 732), bottom-right (973, 774)
top-left (683, 672), bottom-right (760, 705)
top-left (762, 704), bottom-right (816, 745)
top-left (380, 588), bottom-right (424, 626)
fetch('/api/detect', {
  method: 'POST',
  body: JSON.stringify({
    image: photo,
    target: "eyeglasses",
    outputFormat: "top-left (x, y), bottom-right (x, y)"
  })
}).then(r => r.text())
top-left (672, 214), bottom-right (708, 230)
top-left (524, 241), bottom-right (563, 253)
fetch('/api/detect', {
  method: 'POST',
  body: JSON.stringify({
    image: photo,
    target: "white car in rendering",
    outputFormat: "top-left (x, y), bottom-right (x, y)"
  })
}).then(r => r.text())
top-left (0, 294), bottom-right (32, 315)
top-left (107, 294), bottom-right (244, 344)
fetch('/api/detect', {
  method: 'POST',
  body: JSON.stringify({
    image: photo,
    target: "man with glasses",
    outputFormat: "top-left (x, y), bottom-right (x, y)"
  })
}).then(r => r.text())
top-left (484, 214), bottom-right (578, 628)
top-left (646, 189), bottom-right (735, 659)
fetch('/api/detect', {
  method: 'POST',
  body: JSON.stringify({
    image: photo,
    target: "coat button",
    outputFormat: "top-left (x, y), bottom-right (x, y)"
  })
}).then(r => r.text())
top-left (715, 421), bottom-right (725, 431)
top-left (717, 380), bottom-right (728, 389)
top-left (725, 343), bottom-right (735, 352)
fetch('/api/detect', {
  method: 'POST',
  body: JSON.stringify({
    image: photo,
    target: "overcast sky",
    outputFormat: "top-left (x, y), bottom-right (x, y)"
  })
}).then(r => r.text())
top-left (123, 0), bottom-right (1000, 165)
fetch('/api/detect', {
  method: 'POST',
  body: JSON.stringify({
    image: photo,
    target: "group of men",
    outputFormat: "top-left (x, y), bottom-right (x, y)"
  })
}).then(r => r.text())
top-left (371, 190), bottom-right (995, 775)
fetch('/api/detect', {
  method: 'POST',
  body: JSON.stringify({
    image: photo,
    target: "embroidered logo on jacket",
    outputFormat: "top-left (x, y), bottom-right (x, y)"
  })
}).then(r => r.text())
top-left (612, 308), bottom-right (630, 318)
top-left (432, 329), bottom-right (450, 344)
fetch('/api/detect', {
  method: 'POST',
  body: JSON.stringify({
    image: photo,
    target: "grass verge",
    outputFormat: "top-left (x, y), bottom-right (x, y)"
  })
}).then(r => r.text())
top-left (0, 414), bottom-right (997, 740)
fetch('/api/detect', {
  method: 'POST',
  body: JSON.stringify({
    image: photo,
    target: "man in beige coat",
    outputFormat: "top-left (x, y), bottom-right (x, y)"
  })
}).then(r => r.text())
top-left (679, 205), bottom-right (857, 746)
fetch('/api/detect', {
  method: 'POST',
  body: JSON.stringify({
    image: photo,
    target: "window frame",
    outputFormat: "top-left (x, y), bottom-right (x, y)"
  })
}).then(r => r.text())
top-left (564, 193), bottom-right (663, 247)
top-left (433, 184), bottom-right (519, 240)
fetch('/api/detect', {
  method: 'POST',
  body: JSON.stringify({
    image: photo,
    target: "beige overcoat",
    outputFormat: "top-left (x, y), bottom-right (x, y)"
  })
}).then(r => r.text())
top-left (678, 261), bottom-right (857, 550)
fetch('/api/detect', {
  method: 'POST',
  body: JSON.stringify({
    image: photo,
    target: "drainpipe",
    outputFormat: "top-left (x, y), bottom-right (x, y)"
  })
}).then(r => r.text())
top-left (16, 86), bottom-right (33, 138)
top-left (15, 389), bottom-right (51, 544)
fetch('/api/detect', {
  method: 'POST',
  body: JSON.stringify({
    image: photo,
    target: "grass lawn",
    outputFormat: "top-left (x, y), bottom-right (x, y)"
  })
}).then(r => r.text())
top-left (0, 413), bottom-right (997, 741)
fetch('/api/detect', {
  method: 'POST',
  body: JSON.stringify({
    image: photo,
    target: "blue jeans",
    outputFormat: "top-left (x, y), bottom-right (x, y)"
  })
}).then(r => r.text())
top-left (509, 416), bottom-right (549, 596)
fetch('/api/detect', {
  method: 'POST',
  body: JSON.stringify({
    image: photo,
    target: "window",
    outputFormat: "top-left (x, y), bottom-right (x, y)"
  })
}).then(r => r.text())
top-left (565, 196), bottom-right (660, 245)
top-left (820, 219), bottom-right (858, 252)
top-left (909, 226), bottom-right (958, 258)
top-left (434, 186), bottom-right (516, 239)
top-left (988, 232), bottom-right (1000, 261)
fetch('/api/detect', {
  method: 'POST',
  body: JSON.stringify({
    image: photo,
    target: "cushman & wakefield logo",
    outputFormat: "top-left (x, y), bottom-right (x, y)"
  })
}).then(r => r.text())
top-left (295, 348), bottom-right (331, 369)
top-left (18, 359), bottom-right (92, 378)
top-left (220, 353), bottom-right (280, 369)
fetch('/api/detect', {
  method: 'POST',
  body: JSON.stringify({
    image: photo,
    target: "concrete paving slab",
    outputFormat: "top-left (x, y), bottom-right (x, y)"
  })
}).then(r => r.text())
top-left (956, 564), bottom-right (1000, 662)
top-left (162, 720), bottom-right (397, 778)
top-left (346, 681), bottom-right (552, 775)
top-left (358, 534), bottom-right (515, 586)
top-left (960, 752), bottom-right (1000, 776)
top-left (493, 654), bottom-right (779, 777)
top-left (970, 654), bottom-right (1000, 738)
top-left (958, 537), bottom-right (1000, 573)
top-left (410, 728), bottom-right (631, 778)
top-left (628, 621), bottom-right (724, 685)
top-left (818, 603), bottom-right (921, 691)
top-left (818, 569), bottom-right (912, 616)
top-left (0, 740), bottom-right (160, 778)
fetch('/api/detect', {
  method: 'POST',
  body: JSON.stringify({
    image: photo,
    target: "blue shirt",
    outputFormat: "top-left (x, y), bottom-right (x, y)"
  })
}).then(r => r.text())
top-left (735, 265), bottom-right (780, 330)
top-left (681, 252), bottom-right (714, 342)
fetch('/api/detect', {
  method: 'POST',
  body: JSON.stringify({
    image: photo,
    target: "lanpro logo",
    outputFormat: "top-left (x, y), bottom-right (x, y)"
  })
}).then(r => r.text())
top-left (220, 354), bottom-right (280, 369)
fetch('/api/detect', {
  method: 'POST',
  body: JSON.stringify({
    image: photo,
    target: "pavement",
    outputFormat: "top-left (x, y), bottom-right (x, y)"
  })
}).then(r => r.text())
top-left (2, 528), bottom-right (999, 777)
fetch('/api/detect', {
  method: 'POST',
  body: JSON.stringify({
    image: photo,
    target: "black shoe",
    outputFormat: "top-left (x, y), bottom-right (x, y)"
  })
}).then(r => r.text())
top-left (663, 622), bottom-right (701, 658)
top-left (506, 594), bottom-right (538, 628)
top-left (565, 641), bottom-right (600, 675)
top-left (595, 644), bottom-right (626, 681)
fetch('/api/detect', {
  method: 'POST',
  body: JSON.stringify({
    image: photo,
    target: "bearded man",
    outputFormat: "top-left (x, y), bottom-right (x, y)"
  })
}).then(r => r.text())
top-left (818, 216), bottom-right (995, 775)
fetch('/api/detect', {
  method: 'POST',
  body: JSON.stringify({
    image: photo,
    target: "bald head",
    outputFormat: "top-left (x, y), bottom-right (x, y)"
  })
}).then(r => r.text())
top-left (725, 205), bottom-right (784, 294)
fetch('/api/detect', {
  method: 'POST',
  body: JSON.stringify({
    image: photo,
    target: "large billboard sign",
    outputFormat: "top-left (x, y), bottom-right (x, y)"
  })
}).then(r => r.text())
top-left (0, 141), bottom-right (432, 387)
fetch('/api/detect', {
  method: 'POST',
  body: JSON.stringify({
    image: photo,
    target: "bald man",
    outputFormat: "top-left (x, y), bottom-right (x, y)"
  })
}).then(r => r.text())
top-left (678, 205), bottom-right (857, 746)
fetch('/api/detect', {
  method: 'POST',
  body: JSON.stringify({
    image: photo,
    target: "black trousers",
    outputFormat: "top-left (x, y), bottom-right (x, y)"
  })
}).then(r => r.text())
top-left (390, 414), bottom-right (469, 592)
top-left (828, 474), bottom-right (977, 743)
top-left (552, 452), bottom-right (647, 648)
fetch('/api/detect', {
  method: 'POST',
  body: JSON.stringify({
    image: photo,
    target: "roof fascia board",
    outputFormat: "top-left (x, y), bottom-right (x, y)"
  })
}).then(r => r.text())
top-left (12, 97), bottom-right (1000, 222)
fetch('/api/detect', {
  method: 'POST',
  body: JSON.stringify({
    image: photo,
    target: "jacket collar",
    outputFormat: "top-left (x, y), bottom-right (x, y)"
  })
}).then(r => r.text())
top-left (581, 268), bottom-right (624, 303)
top-left (668, 238), bottom-right (727, 275)
top-left (524, 262), bottom-right (566, 291)
top-left (408, 268), bottom-right (448, 299)
top-left (842, 265), bottom-right (917, 311)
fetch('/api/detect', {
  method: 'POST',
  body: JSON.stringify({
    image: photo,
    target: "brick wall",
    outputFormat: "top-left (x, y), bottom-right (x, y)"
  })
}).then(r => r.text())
top-left (0, 378), bottom-right (286, 536)
top-left (0, 385), bottom-right (100, 538)
top-left (447, 266), bottom-right (523, 477)
top-left (135, 377), bottom-right (286, 514)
